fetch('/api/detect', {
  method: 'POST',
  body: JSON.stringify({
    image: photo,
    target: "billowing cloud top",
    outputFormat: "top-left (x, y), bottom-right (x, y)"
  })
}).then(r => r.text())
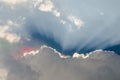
top-left (0, 45), bottom-right (119, 80)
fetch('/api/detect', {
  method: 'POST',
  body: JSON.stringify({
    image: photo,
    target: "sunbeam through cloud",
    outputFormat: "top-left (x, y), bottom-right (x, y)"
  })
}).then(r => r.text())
top-left (0, 0), bottom-right (120, 80)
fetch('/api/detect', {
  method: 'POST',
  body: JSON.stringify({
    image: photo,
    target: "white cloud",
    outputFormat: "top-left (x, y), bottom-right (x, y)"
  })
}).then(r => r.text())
top-left (1, 0), bottom-right (27, 5)
top-left (38, 0), bottom-right (61, 17)
top-left (38, 0), bottom-right (54, 12)
top-left (73, 52), bottom-right (89, 58)
top-left (23, 50), bottom-right (40, 56)
top-left (58, 53), bottom-right (70, 58)
top-left (68, 15), bottom-right (84, 29)
top-left (53, 10), bottom-right (61, 17)
top-left (33, 0), bottom-right (43, 8)
top-left (0, 68), bottom-right (8, 80)
top-left (0, 21), bottom-right (21, 43)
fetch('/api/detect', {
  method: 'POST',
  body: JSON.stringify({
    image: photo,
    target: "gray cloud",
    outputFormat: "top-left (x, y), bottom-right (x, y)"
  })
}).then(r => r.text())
top-left (0, 45), bottom-right (39, 80)
top-left (3, 45), bottom-right (119, 80)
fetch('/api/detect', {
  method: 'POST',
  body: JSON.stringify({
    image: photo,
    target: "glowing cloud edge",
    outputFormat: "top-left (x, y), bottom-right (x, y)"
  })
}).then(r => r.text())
top-left (21, 45), bottom-right (116, 59)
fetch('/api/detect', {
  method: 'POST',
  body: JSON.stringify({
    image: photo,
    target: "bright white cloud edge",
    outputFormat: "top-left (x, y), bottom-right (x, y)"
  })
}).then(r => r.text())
top-left (22, 45), bottom-right (116, 59)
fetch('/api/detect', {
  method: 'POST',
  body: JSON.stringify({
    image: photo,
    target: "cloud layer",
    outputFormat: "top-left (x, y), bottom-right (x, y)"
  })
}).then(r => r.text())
top-left (0, 45), bottom-right (120, 80)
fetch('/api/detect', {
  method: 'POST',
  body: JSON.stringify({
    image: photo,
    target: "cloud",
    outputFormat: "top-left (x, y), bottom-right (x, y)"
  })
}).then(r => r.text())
top-left (0, 68), bottom-right (8, 80)
top-left (1, 0), bottom-right (27, 5)
top-left (38, 0), bottom-right (61, 17)
top-left (3, 45), bottom-right (119, 80)
top-left (68, 15), bottom-right (84, 30)
top-left (0, 62), bottom-right (8, 80)
top-left (38, 0), bottom-right (54, 12)
top-left (0, 1), bottom-right (120, 80)
top-left (0, 21), bottom-right (21, 43)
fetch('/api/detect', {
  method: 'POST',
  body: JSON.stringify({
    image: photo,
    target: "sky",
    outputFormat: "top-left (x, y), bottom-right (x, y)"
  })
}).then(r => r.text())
top-left (0, 0), bottom-right (120, 54)
top-left (0, 0), bottom-right (120, 80)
